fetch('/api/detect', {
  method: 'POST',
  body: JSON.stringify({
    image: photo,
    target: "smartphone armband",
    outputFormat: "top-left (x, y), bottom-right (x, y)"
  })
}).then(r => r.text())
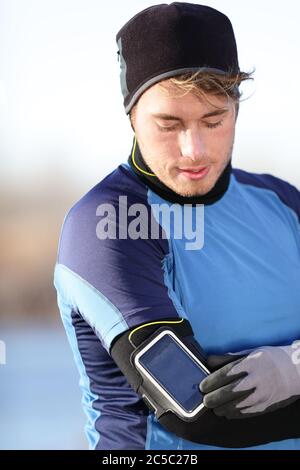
top-left (132, 327), bottom-right (209, 420)
top-left (111, 319), bottom-right (210, 433)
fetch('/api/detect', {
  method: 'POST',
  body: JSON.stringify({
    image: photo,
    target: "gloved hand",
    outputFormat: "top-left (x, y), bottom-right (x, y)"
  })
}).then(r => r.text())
top-left (200, 341), bottom-right (300, 419)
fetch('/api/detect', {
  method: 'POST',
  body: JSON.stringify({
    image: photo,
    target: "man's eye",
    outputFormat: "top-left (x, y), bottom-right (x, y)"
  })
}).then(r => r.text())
top-left (205, 120), bottom-right (223, 129)
top-left (157, 124), bottom-right (178, 132)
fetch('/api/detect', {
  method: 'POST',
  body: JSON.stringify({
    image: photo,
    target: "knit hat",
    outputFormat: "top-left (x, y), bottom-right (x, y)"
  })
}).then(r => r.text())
top-left (116, 2), bottom-right (240, 114)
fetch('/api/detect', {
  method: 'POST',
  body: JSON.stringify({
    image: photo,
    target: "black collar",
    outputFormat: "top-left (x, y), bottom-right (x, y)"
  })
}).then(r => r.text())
top-left (128, 137), bottom-right (232, 206)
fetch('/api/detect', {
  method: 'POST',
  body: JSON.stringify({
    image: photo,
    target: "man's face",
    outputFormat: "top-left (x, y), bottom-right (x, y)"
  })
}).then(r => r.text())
top-left (131, 82), bottom-right (237, 197)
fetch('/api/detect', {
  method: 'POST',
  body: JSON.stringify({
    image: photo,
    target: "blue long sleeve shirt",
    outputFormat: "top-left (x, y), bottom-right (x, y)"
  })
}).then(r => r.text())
top-left (54, 162), bottom-right (300, 450)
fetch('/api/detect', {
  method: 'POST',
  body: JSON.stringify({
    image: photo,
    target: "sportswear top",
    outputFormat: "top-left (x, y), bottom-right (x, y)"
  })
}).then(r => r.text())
top-left (54, 159), bottom-right (300, 450)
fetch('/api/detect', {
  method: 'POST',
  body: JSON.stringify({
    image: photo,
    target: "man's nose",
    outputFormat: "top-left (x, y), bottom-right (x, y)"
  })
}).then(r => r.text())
top-left (179, 129), bottom-right (206, 161)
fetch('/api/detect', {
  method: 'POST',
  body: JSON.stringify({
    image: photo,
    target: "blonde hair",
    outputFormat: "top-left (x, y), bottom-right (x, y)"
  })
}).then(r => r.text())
top-left (130, 69), bottom-right (254, 125)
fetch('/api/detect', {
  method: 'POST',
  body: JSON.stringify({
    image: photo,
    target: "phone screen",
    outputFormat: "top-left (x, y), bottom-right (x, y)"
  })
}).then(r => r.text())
top-left (138, 334), bottom-right (208, 413)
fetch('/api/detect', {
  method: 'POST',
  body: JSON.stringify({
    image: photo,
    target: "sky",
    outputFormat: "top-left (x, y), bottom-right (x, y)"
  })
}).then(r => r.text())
top-left (1, 0), bottom-right (300, 191)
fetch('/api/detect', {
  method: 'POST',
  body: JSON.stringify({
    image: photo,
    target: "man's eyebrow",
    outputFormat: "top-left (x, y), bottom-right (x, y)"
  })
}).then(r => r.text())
top-left (202, 108), bottom-right (229, 119)
top-left (152, 108), bottom-right (229, 121)
top-left (152, 113), bottom-right (183, 122)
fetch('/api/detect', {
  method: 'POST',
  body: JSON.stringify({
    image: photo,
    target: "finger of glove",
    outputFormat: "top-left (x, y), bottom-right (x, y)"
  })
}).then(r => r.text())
top-left (227, 348), bottom-right (257, 356)
top-left (206, 354), bottom-right (246, 372)
top-left (238, 395), bottom-right (300, 417)
top-left (213, 390), bottom-right (256, 419)
top-left (203, 379), bottom-right (251, 409)
top-left (200, 359), bottom-right (246, 394)
top-left (215, 397), bottom-right (294, 420)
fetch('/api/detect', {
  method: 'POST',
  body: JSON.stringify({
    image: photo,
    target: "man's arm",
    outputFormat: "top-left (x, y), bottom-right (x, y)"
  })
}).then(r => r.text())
top-left (54, 167), bottom-right (184, 450)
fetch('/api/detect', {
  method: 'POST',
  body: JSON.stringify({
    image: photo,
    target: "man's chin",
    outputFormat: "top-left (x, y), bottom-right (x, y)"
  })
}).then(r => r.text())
top-left (168, 180), bottom-right (216, 198)
top-left (175, 188), bottom-right (212, 198)
top-left (155, 170), bottom-right (220, 198)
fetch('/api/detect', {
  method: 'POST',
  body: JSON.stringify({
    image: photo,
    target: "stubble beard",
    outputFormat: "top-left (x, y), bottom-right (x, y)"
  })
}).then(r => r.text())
top-left (144, 143), bottom-right (234, 198)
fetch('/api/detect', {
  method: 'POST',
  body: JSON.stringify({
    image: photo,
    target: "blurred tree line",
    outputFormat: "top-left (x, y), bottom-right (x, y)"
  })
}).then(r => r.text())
top-left (0, 171), bottom-right (83, 324)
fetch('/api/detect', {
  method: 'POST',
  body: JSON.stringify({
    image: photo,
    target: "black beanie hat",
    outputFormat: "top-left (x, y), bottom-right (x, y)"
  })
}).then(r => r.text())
top-left (116, 2), bottom-right (240, 114)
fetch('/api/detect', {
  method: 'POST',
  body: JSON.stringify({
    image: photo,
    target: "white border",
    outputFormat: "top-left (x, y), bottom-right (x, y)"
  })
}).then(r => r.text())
top-left (134, 330), bottom-right (210, 419)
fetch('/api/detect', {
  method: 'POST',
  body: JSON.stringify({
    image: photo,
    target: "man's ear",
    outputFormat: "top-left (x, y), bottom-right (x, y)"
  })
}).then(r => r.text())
top-left (129, 103), bottom-right (138, 132)
top-left (235, 102), bottom-right (240, 121)
top-left (129, 115), bottom-right (135, 132)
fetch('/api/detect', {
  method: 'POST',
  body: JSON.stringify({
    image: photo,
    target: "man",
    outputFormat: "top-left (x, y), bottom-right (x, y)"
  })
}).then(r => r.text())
top-left (54, 3), bottom-right (300, 450)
